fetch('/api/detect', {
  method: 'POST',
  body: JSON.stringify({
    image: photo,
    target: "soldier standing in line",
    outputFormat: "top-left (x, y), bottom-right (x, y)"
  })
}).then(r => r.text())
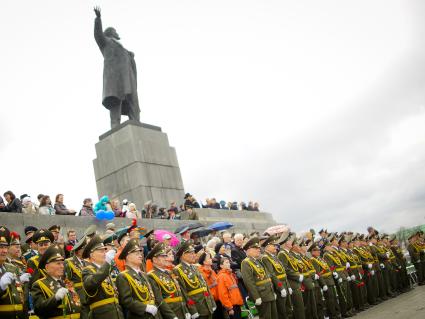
top-left (173, 241), bottom-right (216, 319)
top-left (346, 235), bottom-right (367, 311)
top-left (7, 232), bottom-right (26, 273)
top-left (407, 233), bottom-right (425, 286)
top-left (278, 232), bottom-right (305, 319)
top-left (31, 244), bottom-right (81, 319)
top-left (367, 234), bottom-right (386, 302)
top-left (389, 236), bottom-right (410, 292)
top-left (309, 241), bottom-right (341, 319)
top-left (241, 237), bottom-right (277, 319)
top-left (354, 236), bottom-right (377, 306)
top-left (260, 235), bottom-right (292, 319)
top-left (0, 226), bottom-right (29, 319)
top-left (81, 235), bottom-right (124, 319)
top-left (116, 239), bottom-right (160, 319)
top-left (22, 226), bottom-right (38, 261)
top-left (148, 243), bottom-right (190, 319)
top-left (27, 229), bottom-right (54, 287)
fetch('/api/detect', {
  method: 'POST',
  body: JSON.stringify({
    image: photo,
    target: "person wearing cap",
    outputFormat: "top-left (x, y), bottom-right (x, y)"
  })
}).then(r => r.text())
top-left (103, 234), bottom-right (121, 279)
top-left (389, 236), bottom-right (410, 292)
top-left (31, 244), bottom-right (81, 319)
top-left (241, 237), bottom-right (277, 319)
top-left (115, 239), bottom-right (160, 319)
top-left (383, 236), bottom-right (401, 295)
top-left (105, 223), bottom-right (116, 235)
top-left (216, 256), bottom-right (244, 319)
top-left (173, 240), bottom-right (216, 319)
top-left (346, 236), bottom-right (367, 312)
top-left (374, 235), bottom-right (395, 299)
top-left (367, 234), bottom-right (387, 302)
top-left (7, 231), bottom-right (26, 273)
top-left (147, 243), bottom-right (190, 319)
top-left (21, 226), bottom-right (38, 256)
top-left (0, 226), bottom-right (28, 319)
top-left (115, 231), bottom-right (131, 272)
top-left (81, 235), bottom-right (124, 319)
top-left (277, 233), bottom-right (305, 319)
top-left (291, 238), bottom-right (318, 319)
top-left (27, 229), bottom-right (55, 287)
top-left (65, 237), bottom-right (89, 319)
top-left (407, 232), bottom-right (425, 286)
top-left (309, 241), bottom-right (340, 319)
top-left (49, 225), bottom-right (61, 243)
top-left (260, 235), bottom-right (292, 319)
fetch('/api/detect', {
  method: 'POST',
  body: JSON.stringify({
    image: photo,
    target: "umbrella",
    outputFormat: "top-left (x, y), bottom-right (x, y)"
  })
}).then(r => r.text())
top-left (187, 222), bottom-right (204, 230)
top-left (174, 222), bottom-right (204, 234)
top-left (191, 227), bottom-right (213, 238)
top-left (154, 230), bottom-right (180, 247)
top-left (208, 221), bottom-right (234, 231)
top-left (264, 224), bottom-right (290, 236)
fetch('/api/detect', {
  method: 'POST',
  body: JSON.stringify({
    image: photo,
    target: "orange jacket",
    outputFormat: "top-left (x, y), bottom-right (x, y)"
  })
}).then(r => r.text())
top-left (115, 248), bottom-right (126, 271)
top-left (198, 265), bottom-right (219, 301)
top-left (217, 269), bottom-right (243, 310)
top-left (145, 259), bottom-right (153, 272)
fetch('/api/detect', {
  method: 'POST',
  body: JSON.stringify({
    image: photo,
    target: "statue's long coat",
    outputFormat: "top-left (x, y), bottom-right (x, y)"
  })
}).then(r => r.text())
top-left (94, 17), bottom-right (139, 116)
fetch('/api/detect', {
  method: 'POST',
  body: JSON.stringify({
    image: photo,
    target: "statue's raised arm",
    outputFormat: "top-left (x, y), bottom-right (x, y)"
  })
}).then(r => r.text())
top-left (94, 6), bottom-right (107, 50)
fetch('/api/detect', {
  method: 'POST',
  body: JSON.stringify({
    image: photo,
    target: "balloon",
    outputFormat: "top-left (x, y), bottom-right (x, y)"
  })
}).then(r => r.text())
top-left (96, 210), bottom-right (106, 220)
top-left (104, 211), bottom-right (114, 220)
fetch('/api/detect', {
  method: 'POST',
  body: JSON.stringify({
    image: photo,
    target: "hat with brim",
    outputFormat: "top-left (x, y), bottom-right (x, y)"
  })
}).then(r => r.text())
top-left (277, 232), bottom-right (291, 245)
top-left (243, 237), bottom-right (261, 250)
top-left (118, 239), bottom-right (142, 260)
top-left (72, 237), bottom-right (87, 252)
top-left (176, 240), bottom-right (195, 262)
top-left (146, 242), bottom-right (168, 260)
top-left (48, 225), bottom-right (61, 233)
top-left (24, 226), bottom-right (38, 236)
top-left (39, 245), bottom-right (64, 269)
top-left (408, 233), bottom-right (416, 241)
top-left (82, 235), bottom-right (106, 259)
top-left (261, 235), bottom-right (279, 248)
top-left (10, 232), bottom-right (21, 245)
top-left (307, 241), bottom-right (320, 253)
top-left (103, 233), bottom-right (118, 246)
top-left (32, 229), bottom-right (54, 244)
top-left (0, 226), bottom-right (11, 246)
top-left (84, 225), bottom-right (97, 238)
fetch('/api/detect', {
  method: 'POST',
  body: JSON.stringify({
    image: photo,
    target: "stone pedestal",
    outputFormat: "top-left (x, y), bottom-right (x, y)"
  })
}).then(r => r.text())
top-left (93, 120), bottom-right (185, 209)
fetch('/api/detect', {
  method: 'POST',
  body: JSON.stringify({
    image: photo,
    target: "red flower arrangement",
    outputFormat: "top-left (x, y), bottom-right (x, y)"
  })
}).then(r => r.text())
top-left (27, 268), bottom-right (34, 275)
top-left (66, 245), bottom-right (73, 251)
top-left (203, 291), bottom-right (210, 297)
top-left (278, 282), bottom-right (283, 288)
top-left (187, 299), bottom-right (196, 306)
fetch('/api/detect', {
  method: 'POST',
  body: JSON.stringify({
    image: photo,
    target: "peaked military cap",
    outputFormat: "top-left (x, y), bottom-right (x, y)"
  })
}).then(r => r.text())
top-left (82, 235), bottom-right (105, 259)
top-left (408, 233), bottom-right (417, 241)
top-left (32, 229), bottom-right (54, 244)
top-left (118, 239), bottom-right (142, 260)
top-left (277, 232), bottom-right (291, 245)
top-left (307, 241), bottom-right (320, 252)
top-left (24, 226), bottom-right (38, 235)
top-left (243, 237), bottom-right (261, 250)
top-left (338, 235), bottom-right (347, 244)
top-left (117, 231), bottom-right (130, 244)
top-left (293, 237), bottom-right (304, 246)
top-left (176, 240), bottom-right (195, 262)
top-left (103, 233), bottom-right (117, 246)
top-left (39, 245), bottom-right (64, 269)
top-left (318, 228), bottom-right (327, 234)
top-left (84, 225), bottom-right (97, 238)
top-left (261, 235), bottom-right (279, 247)
top-left (0, 226), bottom-right (11, 246)
top-left (389, 234), bottom-right (397, 242)
top-left (48, 225), bottom-right (61, 233)
top-left (327, 233), bottom-right (336, 243)
top-left (72, 237), bottom-right (87, 252)
top-left (146, 242), bottom-right (168, 260)
top-left (10, 231), bottom-right (21, 245)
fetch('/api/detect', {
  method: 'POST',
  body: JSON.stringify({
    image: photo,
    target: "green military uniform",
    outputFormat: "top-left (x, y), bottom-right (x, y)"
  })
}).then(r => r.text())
top-left (241, 237), bottom-right (277, 319)
top-left (309, 243), bottom-right (340, 319)
top-left (277, 233), bottom-right (305, 319)
top-left (115, 239), bottom-right (162, 319)
top-left (368, 241), bottom-right (386, 301)
top-left (407, 234), bottom-right (425, 285)
top-left (147, 243), bottom-right (189, 319)
top-left (375, 239), bottom-right (393, 298)
top-left (173, 241), bottom-right (215, 319)
top-left (27, 229), bottom-right (55, 287)
top-left (0, 226), bottom-right (26, 319)
top-left (260, 236), bottom-right (292, 319)
top-left (31, 244), bottom-right (81, 319)
top-left (353, 241), bottom-right (376, 306)
top-left (81, 236), bottom-right (124, 319)
top-left (390, 237), bottom-right (410, 292)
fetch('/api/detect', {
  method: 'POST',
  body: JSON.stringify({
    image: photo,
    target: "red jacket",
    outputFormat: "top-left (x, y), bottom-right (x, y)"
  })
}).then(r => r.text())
top-left (198, 265), bottom-right (219, 301)
top-left (217, 269), bottom-right (243, 310)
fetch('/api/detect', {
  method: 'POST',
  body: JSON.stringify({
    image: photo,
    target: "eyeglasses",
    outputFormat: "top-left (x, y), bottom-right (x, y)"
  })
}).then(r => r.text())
top-left (38, 242), bottom-right (51, 247)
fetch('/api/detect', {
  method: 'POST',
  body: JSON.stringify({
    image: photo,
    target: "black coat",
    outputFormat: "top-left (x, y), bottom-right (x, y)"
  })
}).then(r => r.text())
top-left (231, 246), bottom-right (246, 270)
top-left (4, 198), bottom-right (22, 213)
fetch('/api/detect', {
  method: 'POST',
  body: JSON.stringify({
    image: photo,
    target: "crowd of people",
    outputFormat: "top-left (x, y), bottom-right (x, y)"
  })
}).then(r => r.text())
top-left (0, 191), bottom-right (261, 220)
top-left (0, 219), bottom-right (424, 319)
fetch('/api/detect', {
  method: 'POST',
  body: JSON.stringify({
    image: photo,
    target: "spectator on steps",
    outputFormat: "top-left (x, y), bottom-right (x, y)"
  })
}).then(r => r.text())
top-left (253, 202), bottom-right (260, 211)
top-left (79, 198), bottom-right (94, 216)
top-left (111, 199), bottom-right (122, 217)
top-left (126, 203), bottom-right (141, 219)
top-left (22, 196), bottom-right (37, 214)
top-left (54, 194), bottom-right (76, 215)
top-left (2, 191), bottom-right (22, 213)
top-left (38, 195), bottom-right (55, 215)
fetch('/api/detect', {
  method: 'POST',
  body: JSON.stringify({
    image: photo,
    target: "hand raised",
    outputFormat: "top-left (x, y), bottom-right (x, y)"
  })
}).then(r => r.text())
top-left (94, 6), bottom-right (101, 18)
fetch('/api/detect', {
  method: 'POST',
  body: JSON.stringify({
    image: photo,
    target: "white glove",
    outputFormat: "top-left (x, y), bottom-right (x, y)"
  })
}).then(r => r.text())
top-left (346, 262), bottom-right (350, 269)
top-left (105, 250), bottom-right (116, 264)
top-left (368, 264), bottom-right (372, 269)
top-left (274, 293), bottom-right (277, 300)
top-left (359, 273), bottom-right (363, 279)
top-left (55, 287), bottom-right (68, 300)
top-left (185, 313), bottom-right (191, 319)
top-left (288, 287), bottom-right (293, 295)
top-left (380, 263), bottom-right (385, 269)
top-left (191, 313), bottom-right (200, 319)
top-left (386, 252), bottom-right (390, 258)
top-left (145, 304), bottom-right (158, 315)
top-left (347, 276), bottom-right (351, 282)
top-left (0, 272), bottom-right (14, 290)
top-left (281, 289), bottom-right (287, 298)
top-left (298, 275), bottom-right (304, 282)
top-left (19, 273), bottom-right (31, 283)
top-left (212, 307), bottom-right (216, 312)
top-left (173, 317), bottom-right (179, 319)
top-left (323, 285), bottom-right (328, 292)
top-left (332, 272), bottom-right (339, 279)
top-left (351, 275), bottom-right (356, 281)
top-left (314, 274), bottom-right (320, 280)
top-left (255, 298), bottom-right (262, 306)
top-left (338, 278), bottom-right (343, 283)
top-left (371, 270), bottom-right (375, 276)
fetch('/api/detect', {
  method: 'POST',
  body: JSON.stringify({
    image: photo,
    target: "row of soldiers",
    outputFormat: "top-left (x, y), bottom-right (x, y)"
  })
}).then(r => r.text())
top-left (0, 224), bottom-right (424, 319)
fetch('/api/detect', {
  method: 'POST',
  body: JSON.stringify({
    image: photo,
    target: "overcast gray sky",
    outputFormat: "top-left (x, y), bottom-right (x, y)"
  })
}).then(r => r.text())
top-left (1, 1), bottom-right (424, 233)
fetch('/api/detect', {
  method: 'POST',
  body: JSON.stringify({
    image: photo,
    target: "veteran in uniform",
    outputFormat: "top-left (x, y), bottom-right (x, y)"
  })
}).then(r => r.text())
top-left (7, 231), bottom-right (26, 274)
top-left (173, 241), bottom-right (216, 319)
top-left (81, 235), bottom-right (124, 319)
top-left (148, 243), bottom-right (190, 319)
top-left (0, 226), bottom-right (28, 319)
top-left (389, 236), bottom-right (410, 292)
top-left (260, 235), bottom-right (292, 319)
top-left (407, 233), bottom-right (425, 285)
top-left (353, 236), bottom-right (377, 305)
top-left (31, 244), bottom-right (81, 319)
top-left (241, 237), bottom-right (277, 319)
top-left (116, 239), bottom-right (160, 319)
top-left (27, 229), bottom-right (54, 287)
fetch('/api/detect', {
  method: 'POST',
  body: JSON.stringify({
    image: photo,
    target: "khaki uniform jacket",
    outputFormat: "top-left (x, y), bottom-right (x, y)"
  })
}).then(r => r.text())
top-left (116, 267), bottom-right (159, 319)
top-left (27, 255), bottom-right (46, 287)
top-left (324, 251), bottom-right (348, 280)
top-left (261, 252), bottom-right (290, 293)
top-left (277, 249), bottom-right (302, 289)
top-left (311, 256), bottom-right (335, 287)
top-left (241, 256), bottom-right (275, 303)
top-left (0, 262), bottom-right (25, 319)
top-left (82, 262), bottom-right (124, 319)
top-left (148, 266), bottom-right (188, 319)
top-left (172, 262), bottom-right (215, 316)
top-left (31, 273), bottom-right (81, 319)
top-left (407, 243), bottom-right (421, 264)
